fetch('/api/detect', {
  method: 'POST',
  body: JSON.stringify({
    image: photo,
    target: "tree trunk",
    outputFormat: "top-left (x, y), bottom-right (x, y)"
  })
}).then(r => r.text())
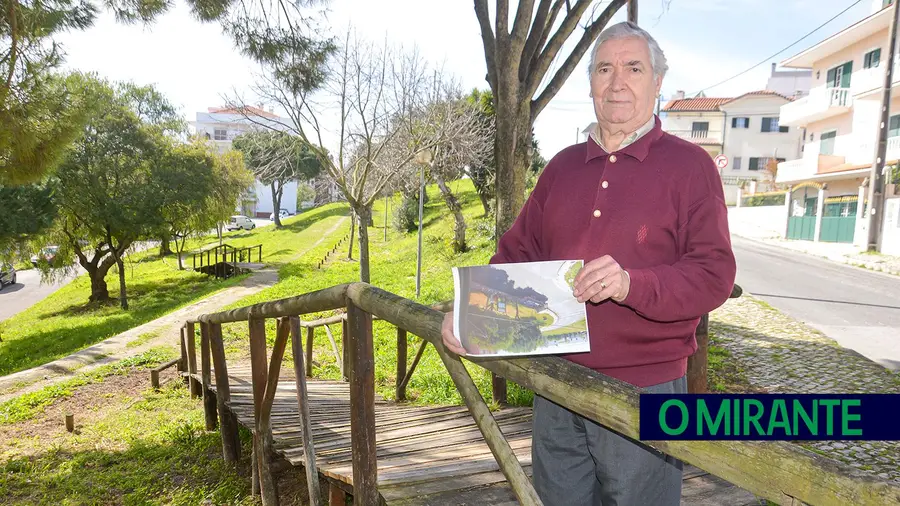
top-left (493, 86), bottom-right (532, 241)
top-left (348, 211), bottom-right (356, 260)
top-left (88, 264), bottom-right (111, 302)
top-left (159, 236), bottom-right (173, 256)
top-left (356, 205), bottom-right (372, 283)
top-left (272, 181), bottom-right (283, 228)
top-left (477, 190), bottom-right (491, 216)
top-left (116, 253), bottom-right (128, 310)
top-left (436, 174), bottom-right (467, 253)
top-left (176, 236), bottom-right (186, 270)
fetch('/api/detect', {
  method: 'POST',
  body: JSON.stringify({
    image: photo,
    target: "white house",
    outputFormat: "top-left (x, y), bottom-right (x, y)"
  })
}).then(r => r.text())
top-left (775, 0), bottom-right (900, 252)
top-left (192, 106), bottom-right (299, 218)
top-left (766, 62), bottom-right (813, 99)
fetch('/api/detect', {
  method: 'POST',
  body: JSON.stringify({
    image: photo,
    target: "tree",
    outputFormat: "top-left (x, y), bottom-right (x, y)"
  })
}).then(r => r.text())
top-left (473, 0), bottom-right (628, 238)
top-left (465, 88), bottom-right (496, 215)
top-left (232, 131), bottom-right (323, 228)
top-left (0, 182), bottom-right (57, 255)
top-left (2, 0), bottom-right (332, 184)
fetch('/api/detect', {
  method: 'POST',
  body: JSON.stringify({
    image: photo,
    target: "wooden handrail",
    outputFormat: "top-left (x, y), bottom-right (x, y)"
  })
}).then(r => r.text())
top-left (184, 282), bottom-right (900, 506)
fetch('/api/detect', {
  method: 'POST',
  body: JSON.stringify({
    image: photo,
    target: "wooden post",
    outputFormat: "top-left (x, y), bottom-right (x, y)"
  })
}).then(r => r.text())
top-left (65, 414), bottom-right (74, 432)
top-left (329, 483), bottom-right (345, 506)
top-left (491, 373), bottom-right (508, 407)
top-left (209, 322), bottom-right (240, 463)
top-left (397, 338), bottom-right (428, 402)
top-left (255, 318), bottom-right (291, 506)
top-left (291, 317), bottom-right (323, 506)
top-left (687, 313), bottom-right (710, 394)
top-left (179, 327), bottom-right (189, 388)
top-left (249, 317), bottom-right (273, 504)
top-left (341, 318), bottom-right (350, 382)
top-left (395, 328), bottom-right (408, 401)
top-left (306, 326), bottom-right (315, 377)
top-left (151, 369), bottom-right (160, 389)
top-left (186, 322), bottom-right (201, 398)
top-left (200, 322), bottom-right (217, 430)
top-left (346, 300), bottom-right (378, 505)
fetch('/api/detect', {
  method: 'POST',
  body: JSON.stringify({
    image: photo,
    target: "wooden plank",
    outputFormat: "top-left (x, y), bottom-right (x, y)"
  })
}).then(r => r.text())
top-left (209, 323), bottom-right (240, 463)
top-left (347, 300), bottom-right (378, 506)
top-left (291, 316), bottom-right (322, 506)
top-left (379, 466), bottom-right (532, 501)
top-left (200, 323), bottom-right (217, 430)
top-left (681, 472), bottom-right (761, 506)
top-left (341, 318), bottom-right (350, 382)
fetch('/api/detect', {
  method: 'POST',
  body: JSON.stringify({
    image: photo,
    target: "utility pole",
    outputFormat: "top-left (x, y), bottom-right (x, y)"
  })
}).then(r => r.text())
top-left (867, 0), bottom-right (900, 252)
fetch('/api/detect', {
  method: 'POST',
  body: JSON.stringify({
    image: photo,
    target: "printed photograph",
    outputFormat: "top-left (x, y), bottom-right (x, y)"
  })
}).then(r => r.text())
top-left (452, 260), bottom-right (590, 357)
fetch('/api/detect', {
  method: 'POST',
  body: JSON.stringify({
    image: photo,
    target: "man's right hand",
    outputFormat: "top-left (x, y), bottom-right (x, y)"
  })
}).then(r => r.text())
top-left (441, 311), bottom-right (467, 356)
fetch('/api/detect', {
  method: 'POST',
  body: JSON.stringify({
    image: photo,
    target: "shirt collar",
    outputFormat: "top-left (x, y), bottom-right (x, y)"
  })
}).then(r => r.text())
top-left (586, 115), bottom-right (662, 164)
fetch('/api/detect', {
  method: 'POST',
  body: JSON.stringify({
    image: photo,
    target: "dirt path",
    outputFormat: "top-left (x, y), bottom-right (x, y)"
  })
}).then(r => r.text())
top-left (0, 217), bottom-right (347, 403)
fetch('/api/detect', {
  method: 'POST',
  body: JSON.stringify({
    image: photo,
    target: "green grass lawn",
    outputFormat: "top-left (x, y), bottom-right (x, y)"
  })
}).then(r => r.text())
top-left (218, 179), bottom-right (534, 408)
top-left (0, 204), bottom-right (350, 378)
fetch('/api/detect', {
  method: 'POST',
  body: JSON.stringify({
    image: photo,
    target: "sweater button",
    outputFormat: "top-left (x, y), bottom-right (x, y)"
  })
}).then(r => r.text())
top-left (601, 181), bottom-right (609, 189)
top-left (609, 154), bottom-right (617, 163)
top-left (593, 209), bottom-right (602, 218)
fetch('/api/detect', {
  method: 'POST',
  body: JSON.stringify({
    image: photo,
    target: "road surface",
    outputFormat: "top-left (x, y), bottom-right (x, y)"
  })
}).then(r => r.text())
top-left (0, 268), bottom-right (79, 321)
top-left (732, 236), bottom-right (900, 371)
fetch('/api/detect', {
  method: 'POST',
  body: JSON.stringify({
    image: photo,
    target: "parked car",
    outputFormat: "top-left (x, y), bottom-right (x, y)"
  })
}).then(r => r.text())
top-left (30, 246), bottom-right (59, 267)
top-left (0, 263), bottom-right (15, 287)
top-left (270, 209), bottom-right (291, 220)
top-left (226, 215), bottom-right (256, 231)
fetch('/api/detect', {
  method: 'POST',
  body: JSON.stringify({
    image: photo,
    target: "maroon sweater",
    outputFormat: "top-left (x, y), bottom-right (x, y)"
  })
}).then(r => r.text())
top-left (491, 118), bottom-right (736, 387)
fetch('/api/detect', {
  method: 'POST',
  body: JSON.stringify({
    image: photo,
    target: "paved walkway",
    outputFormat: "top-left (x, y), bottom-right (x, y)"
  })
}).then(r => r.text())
top-left (0, 217), bottom-right (348, 403)
top-left (711, 296), bottom-right (900, 483)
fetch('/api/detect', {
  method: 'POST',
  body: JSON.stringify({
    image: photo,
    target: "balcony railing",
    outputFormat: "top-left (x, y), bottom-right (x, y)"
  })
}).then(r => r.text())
top-left (779, 87), bottom-right (851, 126)
top-left (666, 129), bottom-right (724, 144)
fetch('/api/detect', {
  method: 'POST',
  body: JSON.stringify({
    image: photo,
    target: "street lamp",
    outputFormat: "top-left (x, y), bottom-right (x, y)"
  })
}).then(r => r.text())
top-left (414, 148), bottom-right (433, 299)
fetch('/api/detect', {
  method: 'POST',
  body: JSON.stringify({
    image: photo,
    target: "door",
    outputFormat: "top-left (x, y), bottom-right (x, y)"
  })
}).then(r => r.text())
top-left (820, 197), bottom-right (858, 243)
top-left (787, 188), bottom-right (817, 241)
top-left (826, 62), bottom-right (852, 88)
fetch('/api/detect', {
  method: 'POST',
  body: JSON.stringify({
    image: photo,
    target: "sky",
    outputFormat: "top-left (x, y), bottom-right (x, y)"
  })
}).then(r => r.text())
top-left (55, 0), bottom-right (876, 160)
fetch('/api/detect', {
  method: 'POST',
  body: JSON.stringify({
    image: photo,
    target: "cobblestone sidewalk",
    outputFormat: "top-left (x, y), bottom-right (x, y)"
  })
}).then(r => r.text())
top-left (711, 296), bottom-right (900, 483)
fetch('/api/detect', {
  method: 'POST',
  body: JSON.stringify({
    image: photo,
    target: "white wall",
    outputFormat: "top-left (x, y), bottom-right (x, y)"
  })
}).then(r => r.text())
top-left (727, 205), bottom-right (789, 239)
top-left (721, 95), bottom-right (803, 178)
top-left (882, 197), bottom-right (900, 255)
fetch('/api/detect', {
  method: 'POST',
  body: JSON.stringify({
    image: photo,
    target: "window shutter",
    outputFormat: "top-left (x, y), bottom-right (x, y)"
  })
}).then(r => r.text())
top-left (826, 68), bottom-right (837, 87)
top-left (732, 117), bottom-right (737, 128)
top-left (761, 118), bottom-right (770, 132)
top-left (780, 126), bottom-right (789, 133)
top-left (749, 158), bottom-right (759, 170)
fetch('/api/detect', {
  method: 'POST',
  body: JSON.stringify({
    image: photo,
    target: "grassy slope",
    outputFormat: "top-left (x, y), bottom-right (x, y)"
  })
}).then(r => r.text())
top-left (0, 204), bottom-right (349, 378)
top-left (220, 179), bottom-right (534, 407)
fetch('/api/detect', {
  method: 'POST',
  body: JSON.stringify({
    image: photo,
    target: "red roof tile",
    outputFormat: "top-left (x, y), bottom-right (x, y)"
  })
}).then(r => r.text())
top-left (662, 97), bottom-right (731, 112)
top-left (208, 105), bottom-right (280, 119)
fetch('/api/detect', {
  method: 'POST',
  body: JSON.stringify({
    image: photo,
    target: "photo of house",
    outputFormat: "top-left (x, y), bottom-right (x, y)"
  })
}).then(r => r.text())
top-left (452, 260), bottom-right (590, 357)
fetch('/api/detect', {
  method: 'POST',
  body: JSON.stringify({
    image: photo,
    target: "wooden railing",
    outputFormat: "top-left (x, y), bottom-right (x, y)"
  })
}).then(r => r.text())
top-left (178, 283), bottom-right (900, 506)
top-left (191, 243), bottom-right (263, 274)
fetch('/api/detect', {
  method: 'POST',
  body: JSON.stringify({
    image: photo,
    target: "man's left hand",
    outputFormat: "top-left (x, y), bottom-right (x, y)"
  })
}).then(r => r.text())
top-left (573, 255), bottom-right (631, 304)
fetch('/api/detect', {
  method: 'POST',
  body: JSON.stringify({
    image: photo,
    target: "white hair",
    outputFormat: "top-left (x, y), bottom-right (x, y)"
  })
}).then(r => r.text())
top-left (587, 21), bottom-right (668, 79)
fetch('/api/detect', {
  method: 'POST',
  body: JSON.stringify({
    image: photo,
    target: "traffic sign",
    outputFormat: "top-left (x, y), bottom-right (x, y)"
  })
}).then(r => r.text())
top-left (714, 154), bottom-right (728, 169)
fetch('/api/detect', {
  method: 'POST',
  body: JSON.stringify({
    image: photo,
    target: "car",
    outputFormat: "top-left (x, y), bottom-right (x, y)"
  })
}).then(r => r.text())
top-left (270, 209), bottom-right (291, 220)
top-left (30, 246), bottom-right (59, 267)
top-left (0, 263), bottom-right (15, 287)
top-left (225, 215), bottom-right (256, 231)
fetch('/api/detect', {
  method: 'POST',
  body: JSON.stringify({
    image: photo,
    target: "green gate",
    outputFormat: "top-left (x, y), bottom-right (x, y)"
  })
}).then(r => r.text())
top-left (819, 196), bottom-right (858, 243)
top-left (787, 194), bottom-right (817, 241)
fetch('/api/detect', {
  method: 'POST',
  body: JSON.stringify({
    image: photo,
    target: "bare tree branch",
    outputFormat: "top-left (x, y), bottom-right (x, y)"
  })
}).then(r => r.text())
top-left (473, 0), bottom-right (498, 90)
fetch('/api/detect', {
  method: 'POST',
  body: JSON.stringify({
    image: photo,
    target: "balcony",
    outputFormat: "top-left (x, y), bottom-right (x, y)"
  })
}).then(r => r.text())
top-left (666, 129), bottom-right (724, 146)
top-left (776, 155), bottom-right (847, 184)
top-left (779, 87), bottom-right (851, 126)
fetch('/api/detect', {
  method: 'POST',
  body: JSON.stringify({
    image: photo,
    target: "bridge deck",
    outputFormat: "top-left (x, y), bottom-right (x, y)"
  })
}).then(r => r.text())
top-left (206, 366), bottom-right (759, 505)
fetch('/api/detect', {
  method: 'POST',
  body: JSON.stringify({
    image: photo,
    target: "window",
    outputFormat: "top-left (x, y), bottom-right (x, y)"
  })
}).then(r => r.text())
top-left (214, 129), bottom-right (228, 141)
top-left (864, 48), bottom-right (882, 69)
top-left (761, 117), bottom-right (781, 132)
top-left (731, 117), bottom-right (750, 129)
top-left (825, 61), bottom-right (852, 88)
top-left (890, 114), bottom-right (900, 138)
top-left (733, 157), bottom-right (742, 171)
top-left (691, 121), bottom-right (709, 138)
top-left (779, 125), bottom-right (789, 133)
top-left (749, 158), bottom-right (760, 171)
top-left (820, 130), bottom-right (837, 155)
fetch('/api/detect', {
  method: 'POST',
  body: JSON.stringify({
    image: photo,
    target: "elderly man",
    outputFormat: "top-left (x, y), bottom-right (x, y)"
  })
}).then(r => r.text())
top-left (442, 21), bottom-right (736, 505)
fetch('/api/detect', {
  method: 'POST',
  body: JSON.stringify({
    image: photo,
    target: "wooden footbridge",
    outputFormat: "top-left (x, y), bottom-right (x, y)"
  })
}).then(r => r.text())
top-left (171, 283), bottom-right (900, 506)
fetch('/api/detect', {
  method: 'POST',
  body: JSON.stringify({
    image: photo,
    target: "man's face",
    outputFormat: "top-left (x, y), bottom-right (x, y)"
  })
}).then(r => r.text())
top-left (590, 36), bottom-right (662, 131)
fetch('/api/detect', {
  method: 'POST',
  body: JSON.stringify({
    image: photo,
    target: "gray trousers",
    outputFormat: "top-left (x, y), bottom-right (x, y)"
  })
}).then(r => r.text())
top-left (532, 376), bottom-right (687, 506)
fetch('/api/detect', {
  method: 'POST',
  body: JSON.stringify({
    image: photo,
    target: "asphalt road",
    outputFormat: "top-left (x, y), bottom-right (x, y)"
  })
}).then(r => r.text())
top-left (732, 236), bottom-right (900, 371)
top-left (0, 268), bottom-right (79, 321)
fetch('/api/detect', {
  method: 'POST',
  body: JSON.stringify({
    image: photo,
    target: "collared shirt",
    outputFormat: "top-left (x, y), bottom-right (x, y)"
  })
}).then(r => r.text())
top-left (491, 117), bottom-right (736, 387)
top-left (589, 115), bottom-right (657, 153)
